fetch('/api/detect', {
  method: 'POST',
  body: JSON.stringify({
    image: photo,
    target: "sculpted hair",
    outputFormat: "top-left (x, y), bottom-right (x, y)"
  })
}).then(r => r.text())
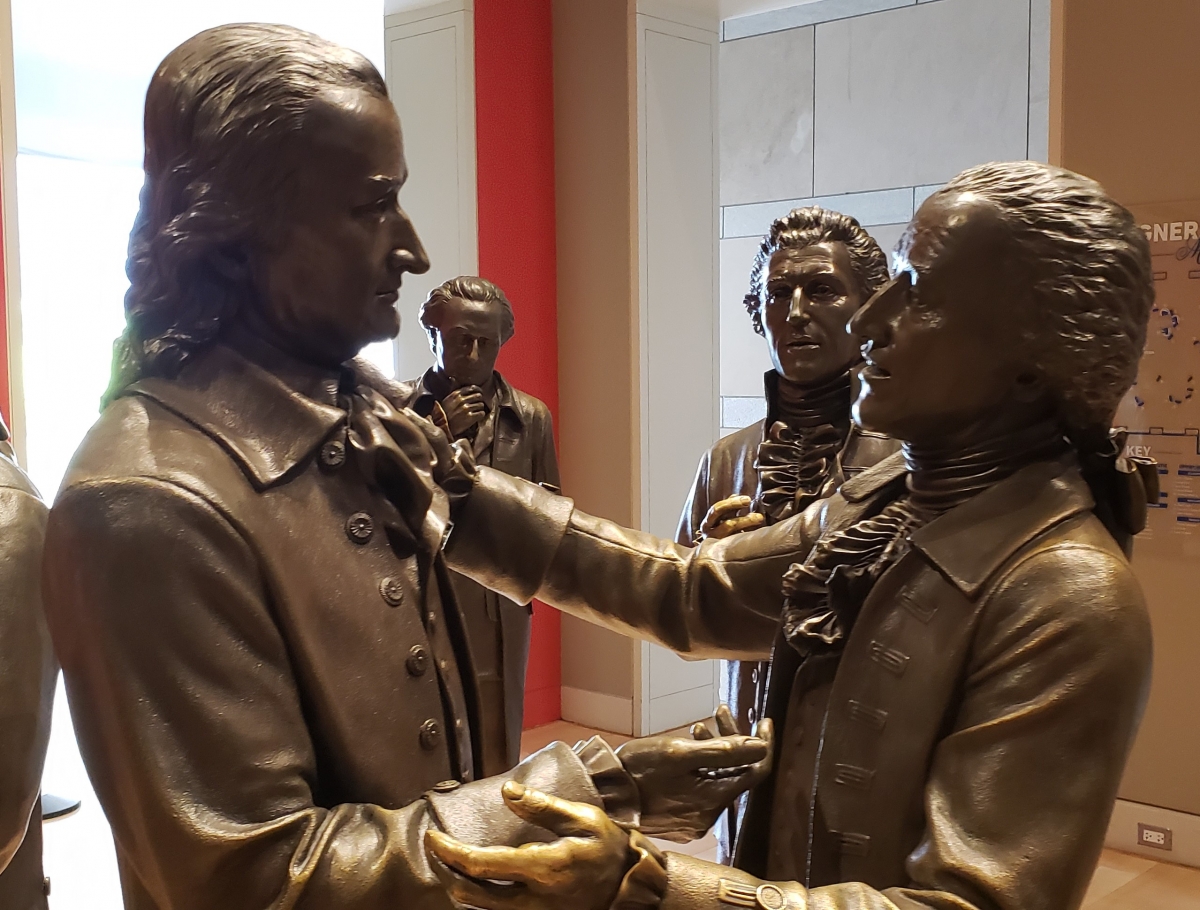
top-left (420, 276), bottom-right (516, 346)
top-left (932, 161), bottom-right (1153, 434)
top-left (105, 23), bottom-right (388, 405)
top-left (744, 206), bottom-right (890, 335)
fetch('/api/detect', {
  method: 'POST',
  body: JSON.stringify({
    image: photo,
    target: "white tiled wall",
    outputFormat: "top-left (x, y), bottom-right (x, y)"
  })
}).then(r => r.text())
top-left (717, 0), bottom-right (1051, 428)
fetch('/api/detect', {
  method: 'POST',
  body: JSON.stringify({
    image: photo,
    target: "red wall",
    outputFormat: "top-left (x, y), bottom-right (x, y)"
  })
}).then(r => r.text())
top-left (474, 0), bottom-right (561, 728)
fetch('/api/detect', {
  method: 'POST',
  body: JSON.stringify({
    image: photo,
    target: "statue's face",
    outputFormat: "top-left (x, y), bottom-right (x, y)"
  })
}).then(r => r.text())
top-left (431, 296), bottom-right (504, 388)
top-left (249, 87), bottom-right (430, 364)
top-left (850, 194), bottom-right (1038, 446)
top-left (760, 241), bottom-right (865, 385)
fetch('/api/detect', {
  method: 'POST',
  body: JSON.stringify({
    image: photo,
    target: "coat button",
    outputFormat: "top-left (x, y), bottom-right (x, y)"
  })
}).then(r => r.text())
top-left (380, 577), bottom-right (405, 606)
top-left (433, 779), bottom-right (461, 793)
top-left (407, 645), bottom-right (429, 677)
top-left (320, 439), bottom-right (347, 469)
top-left (346, 512), bottom-right (374, 544)
top-left (419, 719), bottom-right (442, 750)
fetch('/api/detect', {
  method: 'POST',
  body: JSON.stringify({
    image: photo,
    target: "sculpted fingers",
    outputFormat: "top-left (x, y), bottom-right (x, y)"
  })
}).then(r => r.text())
top-left (721, 513), bottom-right (766, 536)
top-left (713, 704), bottom-right (739, 737)
top-left (701, 495), bottom-right (752, 537)
top-left (501, 782), bottom-right (611, 839)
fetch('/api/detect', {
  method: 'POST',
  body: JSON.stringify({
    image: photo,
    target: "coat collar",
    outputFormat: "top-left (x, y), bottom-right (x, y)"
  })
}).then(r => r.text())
top-left (911, 456), bottom-right (1094, 598)
top-left (837, 450), bottom-right (1095, 598)
top-left (125, 333), bottom-right (351, 489)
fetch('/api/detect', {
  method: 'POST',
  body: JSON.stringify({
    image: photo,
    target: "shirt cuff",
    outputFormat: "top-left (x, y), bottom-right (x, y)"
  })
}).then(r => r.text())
top-left (574, 735), bottom-right (641, 827)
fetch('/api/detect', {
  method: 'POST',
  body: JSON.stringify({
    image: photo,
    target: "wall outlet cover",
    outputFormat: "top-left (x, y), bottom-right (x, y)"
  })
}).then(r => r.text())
top-left (1138, 822), bottom-right (1174, 851)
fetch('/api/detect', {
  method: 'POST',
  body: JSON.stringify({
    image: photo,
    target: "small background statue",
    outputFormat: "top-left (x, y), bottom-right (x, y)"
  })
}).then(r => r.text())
top-left (675, 208), bottom-right (896, 857)
top-left (398, 276), bottom-right (560, 775)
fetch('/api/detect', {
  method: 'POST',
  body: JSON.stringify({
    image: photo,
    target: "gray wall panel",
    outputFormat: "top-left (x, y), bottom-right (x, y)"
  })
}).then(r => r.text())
top-left (724, 0), bottom-right (915, 41)
top-left (720, 27), bottom-right (815, 206)
top-left (812, 0), bottom-right (1031, 195)
top-left (720, 236), bottom-right (774, 397)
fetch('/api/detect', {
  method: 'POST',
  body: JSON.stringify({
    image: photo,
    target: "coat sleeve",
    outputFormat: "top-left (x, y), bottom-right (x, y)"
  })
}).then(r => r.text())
top-left (675, 450), bottom-right (714, 547)
top-left (652, 543), bottom-right (1153, 910)
top-left (0, 487), bottom-right (54, 872)
top-left (445, 467), bottom-right (817, 660)
top-left (530, 400), bottom-right (561, 492)
top-left (43, 477), bottom-right (604, 910)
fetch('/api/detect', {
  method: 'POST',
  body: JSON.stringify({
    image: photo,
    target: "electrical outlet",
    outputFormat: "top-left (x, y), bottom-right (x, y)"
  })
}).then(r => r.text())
top-left (1138, 822), bottom-right (1173, 851)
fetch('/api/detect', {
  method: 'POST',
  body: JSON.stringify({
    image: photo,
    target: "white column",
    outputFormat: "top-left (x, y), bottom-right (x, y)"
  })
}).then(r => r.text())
top-left (634, 0), bottom-right (721, 734)
top-left (0, 0), bottom-right (27, 463)
top-left (384, 1), bottom-right (478, 381)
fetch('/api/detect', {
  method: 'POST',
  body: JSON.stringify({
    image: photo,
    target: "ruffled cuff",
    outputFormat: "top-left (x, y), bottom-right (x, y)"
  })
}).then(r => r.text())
top-left (574, 735), bottom-right (641, 827)
top-left (612, 831), bottom-right (668, 910)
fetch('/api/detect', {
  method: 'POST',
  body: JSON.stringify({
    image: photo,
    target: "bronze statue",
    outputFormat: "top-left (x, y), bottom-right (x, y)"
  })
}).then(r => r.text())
top-left (677, 208), bottom-right (897, 857)
top-left (0, 417), bottom-right (54, 910)
top-left (398, 276), bottom-right (560, 775)
top-left (426, 161), bottom-right (1157, 910)
top-left (40, 25), bottom-right (767, 910)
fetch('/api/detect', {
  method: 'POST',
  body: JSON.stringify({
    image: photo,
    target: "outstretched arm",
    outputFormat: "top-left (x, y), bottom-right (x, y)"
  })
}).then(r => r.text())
top-left (446, 467), bottom-right (819, 660)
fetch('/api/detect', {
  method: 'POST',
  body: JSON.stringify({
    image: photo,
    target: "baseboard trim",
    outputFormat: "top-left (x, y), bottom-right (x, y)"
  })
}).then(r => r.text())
top-left (561, 687), bottom-right (634, 736)
top-left (1107, 798), bottom-right (1200, 868)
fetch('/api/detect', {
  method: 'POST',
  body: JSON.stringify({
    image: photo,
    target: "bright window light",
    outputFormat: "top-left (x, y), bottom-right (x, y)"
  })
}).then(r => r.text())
top-left (14, 0), bottom-right (388, 498)
top-left (12, 6), bottom-right (384, 908)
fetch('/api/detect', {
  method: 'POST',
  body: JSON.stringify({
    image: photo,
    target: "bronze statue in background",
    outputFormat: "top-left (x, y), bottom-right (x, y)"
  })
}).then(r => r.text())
top-left (427, 161), bottom-right (1157, 910)
top-left (398, 276), bottom-right (560, 775)
top-left (40, 25), bottom-right (768, 910)
top-left (0, 418), bottom-right (55, 910)
top-left (676, 208), bottom-right (898, 858)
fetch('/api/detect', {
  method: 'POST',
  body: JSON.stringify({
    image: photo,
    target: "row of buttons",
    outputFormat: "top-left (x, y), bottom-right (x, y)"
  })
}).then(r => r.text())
top-left (323, 449), bottom-right (457, 758)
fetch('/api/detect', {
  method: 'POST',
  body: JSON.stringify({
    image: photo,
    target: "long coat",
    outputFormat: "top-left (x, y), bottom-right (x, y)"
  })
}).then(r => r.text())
top-left (395, 370), bottom-right (560, 773)
top-left (446, 452), bottom-right (1152, 910)
top-left (676, 413), bottom-right (897, 732)
top-left (40, 335), bottom-right (600, 910)
top-left (0, 431), bottom-right (54, 910)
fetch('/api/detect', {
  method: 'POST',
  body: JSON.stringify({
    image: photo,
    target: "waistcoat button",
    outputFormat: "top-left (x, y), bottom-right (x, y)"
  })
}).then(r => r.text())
top-left (407, 645), bottom-right (429, 677)
top-left (320, 439), bottom-right (347, 469)
top-left (426, 610), bottom-right (437, 633)
top-left (380, 577), bottom-right (405, 606)
top-left (432, 779), bottom-right (461, 793)
top-left (346, 512), bottom-right (374, 544)
top-left (419, 719), bottom-right (441, 750)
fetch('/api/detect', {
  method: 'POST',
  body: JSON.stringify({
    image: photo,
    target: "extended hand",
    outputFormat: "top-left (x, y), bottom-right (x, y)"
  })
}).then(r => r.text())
top-left (615, 705), bottom-right (774, 842)
top-left (442, 386), bottom-right (488, 438)
top-left (426, 781), bottom-right (633, 910)
top-left (700, 496), bottom-right (766, 541)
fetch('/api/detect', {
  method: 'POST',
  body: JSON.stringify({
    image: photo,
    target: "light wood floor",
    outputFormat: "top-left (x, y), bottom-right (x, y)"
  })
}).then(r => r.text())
top-left (521, 720), bottom-right (1200, 908)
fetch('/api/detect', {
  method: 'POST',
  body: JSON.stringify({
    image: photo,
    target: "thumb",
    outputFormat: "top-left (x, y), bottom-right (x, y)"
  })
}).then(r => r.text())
top-left (501, 781), bottom-right (609, 839)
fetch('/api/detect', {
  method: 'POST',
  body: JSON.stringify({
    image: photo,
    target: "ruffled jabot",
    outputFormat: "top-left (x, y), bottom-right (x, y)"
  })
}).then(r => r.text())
top-left (780, 419), bottom-right (1070, 655)
top-left (752, 371), bottom-right (852, 523)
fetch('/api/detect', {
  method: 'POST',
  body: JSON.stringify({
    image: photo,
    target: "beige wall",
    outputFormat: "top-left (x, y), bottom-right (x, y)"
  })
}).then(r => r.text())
top-left (553, 0), bottom-right (639, 711)
top-left (1051, 0), bottom-right (1200, 816)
